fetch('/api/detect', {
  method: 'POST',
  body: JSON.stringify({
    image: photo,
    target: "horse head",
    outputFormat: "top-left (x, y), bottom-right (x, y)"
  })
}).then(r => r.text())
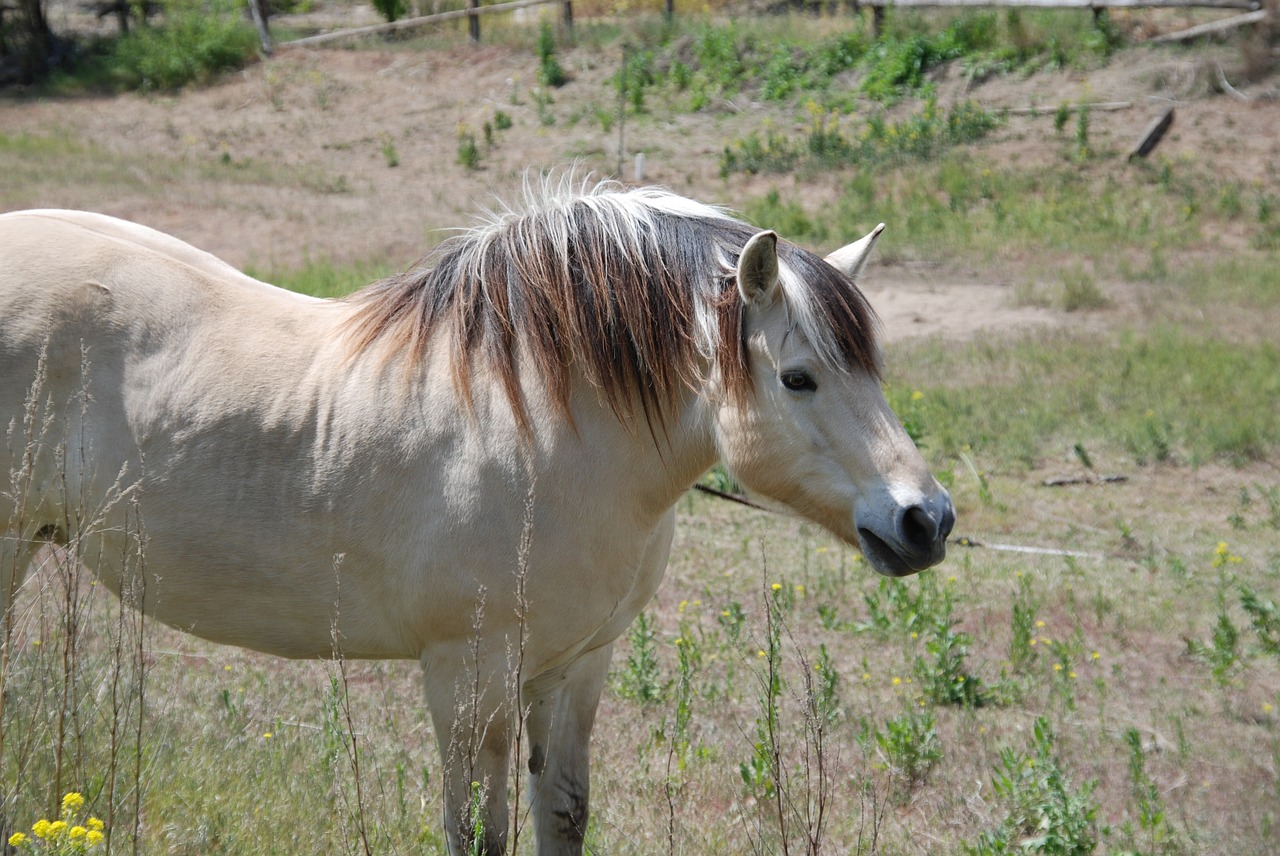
top-left (712, 226), bottom-right (954, 576)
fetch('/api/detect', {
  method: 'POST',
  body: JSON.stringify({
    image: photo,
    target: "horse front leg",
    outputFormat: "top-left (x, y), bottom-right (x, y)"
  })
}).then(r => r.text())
top-left (523, 643), bottom-right (612, 856)
top-left (422, 646), bottom-right (514, 856)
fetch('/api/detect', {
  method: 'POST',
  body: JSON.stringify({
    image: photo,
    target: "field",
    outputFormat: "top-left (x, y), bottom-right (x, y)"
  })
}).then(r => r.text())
top-left (2, 2), bottom-right (1279, 853)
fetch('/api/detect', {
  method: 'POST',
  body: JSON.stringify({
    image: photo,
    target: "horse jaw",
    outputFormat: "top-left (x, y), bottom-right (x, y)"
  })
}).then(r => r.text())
top-left (824, 224), bottom-right (885, 280)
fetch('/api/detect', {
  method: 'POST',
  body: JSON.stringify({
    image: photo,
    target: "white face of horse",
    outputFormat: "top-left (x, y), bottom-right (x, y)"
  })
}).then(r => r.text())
top-left (714, 229), bottom-right (954, 577)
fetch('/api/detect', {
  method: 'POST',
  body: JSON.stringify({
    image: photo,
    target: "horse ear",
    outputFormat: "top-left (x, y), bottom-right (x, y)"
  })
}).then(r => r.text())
top-left (824, 223), bottom-right (885, 280)
top-left (737, 230), bottom-right (780, 306)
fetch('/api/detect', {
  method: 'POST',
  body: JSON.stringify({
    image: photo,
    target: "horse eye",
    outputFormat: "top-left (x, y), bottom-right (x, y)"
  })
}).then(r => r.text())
top-left (780, 370), bottom-right (817, 393)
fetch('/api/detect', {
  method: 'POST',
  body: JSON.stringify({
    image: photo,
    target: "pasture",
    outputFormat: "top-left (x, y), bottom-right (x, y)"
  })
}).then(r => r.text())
top-left (2, 3), bottom-right (1279, 853)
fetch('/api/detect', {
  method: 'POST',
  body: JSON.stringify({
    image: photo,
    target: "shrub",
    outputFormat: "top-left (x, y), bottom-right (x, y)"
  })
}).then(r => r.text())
top-left (103, 0), bottom-right (258, 91)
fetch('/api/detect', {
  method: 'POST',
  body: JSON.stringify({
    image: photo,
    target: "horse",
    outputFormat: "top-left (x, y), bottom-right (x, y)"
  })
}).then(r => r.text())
top-left (0, 179), bottom-right (954, 855)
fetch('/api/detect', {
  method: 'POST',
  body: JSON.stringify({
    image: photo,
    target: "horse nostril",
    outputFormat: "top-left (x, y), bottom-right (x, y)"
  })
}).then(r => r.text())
top-left (901, 505), bottom-right (938, 552)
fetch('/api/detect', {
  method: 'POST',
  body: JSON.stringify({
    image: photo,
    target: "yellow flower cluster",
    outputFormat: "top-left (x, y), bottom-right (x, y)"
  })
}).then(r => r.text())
top-left (17, 792), bottom-right (107, 853)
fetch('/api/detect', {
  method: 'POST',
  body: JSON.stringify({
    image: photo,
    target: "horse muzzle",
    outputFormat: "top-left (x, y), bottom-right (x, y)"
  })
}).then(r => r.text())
top-left (855, 489), bottom-right (955, 577)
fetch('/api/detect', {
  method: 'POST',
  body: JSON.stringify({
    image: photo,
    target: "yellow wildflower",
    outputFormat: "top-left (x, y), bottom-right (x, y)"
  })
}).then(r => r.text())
top-left (87, 817), bottom-right (104, 831)
top-left (892, 677), bottom-right (902, 686)
top-left (70, 826), bottom-right (87, 840)
top-left (87, 830), bottom-right (105, 845)
top-left (49, 820), bottom-right (68, 838)
top-left (771, 583), bottom-right (782, 592)
top-left (911, 390), bottom-right (924, 402)
top-left (62, 792), bottom-right (85, 812)
top-left (1053, 663), bottom-right (1063, 672)
top-left (1035, 620), bottom-right (1046, 629)
top-left (9, 832), bottom-right (27, 847)
top-left (32, 820), bottom-right (52, 839)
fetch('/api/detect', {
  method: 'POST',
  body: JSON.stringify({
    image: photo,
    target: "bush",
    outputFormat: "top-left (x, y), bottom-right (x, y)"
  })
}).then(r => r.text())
top-left (101, 0), bottom-right (259, 91)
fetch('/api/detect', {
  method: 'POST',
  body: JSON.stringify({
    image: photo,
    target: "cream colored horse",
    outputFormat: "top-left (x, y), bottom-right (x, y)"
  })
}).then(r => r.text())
top-left (0, 182), bottom-right (953, 855)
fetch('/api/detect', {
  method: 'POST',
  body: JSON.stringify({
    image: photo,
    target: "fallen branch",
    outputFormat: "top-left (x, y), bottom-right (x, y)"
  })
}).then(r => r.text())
top-left (1215, 62), bottom-right (1253, 101)
top-left (1146, 9), bottom-right (1270, 44)
top-left (1042, 473), bottom-right (1129, 487)
top-left (1004, 100), bottom-right (1133, 115)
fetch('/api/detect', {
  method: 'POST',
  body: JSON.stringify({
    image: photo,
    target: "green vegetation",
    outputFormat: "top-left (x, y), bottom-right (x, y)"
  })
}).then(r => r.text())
top-left (968, 717), bottom-right (1099, 855)
top-left (721, 97), bottom-right (1002, 177)
top-left (60, 0), bottom-right (259, 92)
top-left (611, 10), bottom-right (1127, 115)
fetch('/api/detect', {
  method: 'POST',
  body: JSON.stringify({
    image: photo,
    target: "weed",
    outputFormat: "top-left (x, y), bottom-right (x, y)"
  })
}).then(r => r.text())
top-left (617, 612), bottom-right (666, 704)
top-left (492, 110), bottom-right (513, 131)
top-left (1009, 574), bottom-right (1041, 673)
top-left (1059, 266), bottom-right (1108, 311)
top-left (1119, 728), bottom-right (1177, 854)
top-left (1241, 586), bottom-right (1280, 658)
top-left (456, 127), bottom-right (481, 170)
top-left (536, 20), bottom-right (568, 88)
top-left (1074, 102), bottom-right (1090, 160)
top-left (866, 705), bottom-right (942, 798)
top-left (380, 135), bottom-right (399, 168)
top-left (1053, 102), bottom-right (1071, 135)
top-left (967, 717), bottom-right (1099, 855)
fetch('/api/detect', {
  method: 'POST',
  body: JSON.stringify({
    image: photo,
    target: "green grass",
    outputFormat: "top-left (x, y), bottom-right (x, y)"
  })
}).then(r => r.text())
top-left (245, 258), bottom-right (399, 299)
top-left (885, 325), bottom-right (1280, 468)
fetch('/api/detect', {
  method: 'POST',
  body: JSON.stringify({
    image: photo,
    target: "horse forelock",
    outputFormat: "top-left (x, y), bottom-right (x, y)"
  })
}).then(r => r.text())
top-left (342, 182), bottom-right (880, 433)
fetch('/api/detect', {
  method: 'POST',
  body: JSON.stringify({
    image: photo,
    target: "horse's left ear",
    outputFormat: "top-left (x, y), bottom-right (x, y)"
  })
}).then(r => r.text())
top-left (824, 223), bottom-right (885, 280)
top-left (738, 230), bottom-right (780, 306)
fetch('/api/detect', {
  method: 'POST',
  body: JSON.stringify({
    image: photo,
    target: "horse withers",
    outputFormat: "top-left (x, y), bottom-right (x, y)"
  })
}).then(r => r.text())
top-left (0, 181), bottom-right (953, 855)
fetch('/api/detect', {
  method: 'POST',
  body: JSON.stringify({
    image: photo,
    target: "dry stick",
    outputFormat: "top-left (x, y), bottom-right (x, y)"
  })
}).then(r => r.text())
top-left (506, 465), bottom-right (537, 854)
top-left (757, 557), bottom-right (790, 855)
top-left (1003, 100), bottom-right (1133, 115)
top-left (1146, 8), bottom-right (1270, 44)
top-left (329, 554), bottom-right (375, 856)
top-left (130, 505), bottom-right (147, 856)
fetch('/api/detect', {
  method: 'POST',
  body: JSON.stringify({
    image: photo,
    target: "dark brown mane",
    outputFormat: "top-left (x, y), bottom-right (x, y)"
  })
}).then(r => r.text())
top-left (344, 184), bottom-right (880, 434)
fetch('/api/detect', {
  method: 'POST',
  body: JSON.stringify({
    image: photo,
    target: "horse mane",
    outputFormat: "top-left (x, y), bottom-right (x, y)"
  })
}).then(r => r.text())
top-left (343, 178), bottom-right (880, 434)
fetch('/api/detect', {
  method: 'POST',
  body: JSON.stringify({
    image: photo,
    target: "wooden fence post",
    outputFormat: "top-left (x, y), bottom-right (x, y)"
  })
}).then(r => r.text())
top-left (469, 0), bottom-right (480, 43)
top-left (248, 0), bottom-right (273, 55)
top-left (563, 0), bottom-right (574, 30)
